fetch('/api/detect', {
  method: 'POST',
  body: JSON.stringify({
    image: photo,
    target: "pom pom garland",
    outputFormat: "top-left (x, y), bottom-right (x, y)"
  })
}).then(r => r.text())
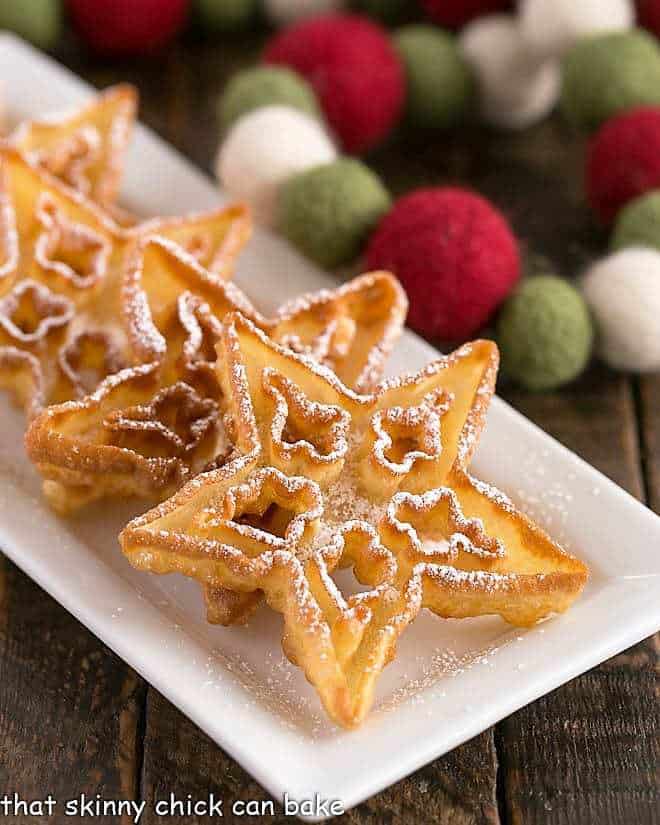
top-left (519, 0), bottom-right (634, 61)
top-left (420, 0), bottom-right (512, 29)
top-left (218, 66), bottom-right (320, 131)
top-left (263, 0), bottom-right (344, 26)
top-left (264, 13), bottom-right (405, 153)
top-left (561, 31), bottom-right (660, 131)
top-left (68, 0), bottom-right (189, 56)
top-left (0, 0), bottom-right (62, 49)
top-left (611, 191), bottom-right (660, 251)
top-left (581, 248), bottom-right (660, 372)
top-left (216, 105), bottom-right (337, 226)
top-left (459, 15), bottom-right (560, 130)
top-left (278, 158), bottom-right (391, 268)
top-left (394, 25), bottom-right (475, 129)
top-left (365, 188), bottom-right (521, 340)
top-left (586, 107), bottom-right (660, 225)
top-left (210, 8), bottom-right (660, 383)
top-left (637, 0), bottom-right (660, 36)
top-left (497, 276), bottom-right (593, 391)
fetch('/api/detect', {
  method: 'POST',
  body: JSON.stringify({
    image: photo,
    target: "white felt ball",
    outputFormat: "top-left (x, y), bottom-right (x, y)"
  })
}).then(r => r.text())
top-left (216, 105), bottom-right (337, 226)
top-left (519, 0), bottom-right (634, 61)
top-left (264, 0), bottom-right (344, 26)
top-left (459, 15), bottom-right (560, 130)
top-left (581, 248), bottom-right (660, 372)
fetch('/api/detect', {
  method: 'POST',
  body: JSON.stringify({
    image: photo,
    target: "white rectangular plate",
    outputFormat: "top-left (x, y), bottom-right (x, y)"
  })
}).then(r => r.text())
top-left (1, 34), bottom-right (659, 822)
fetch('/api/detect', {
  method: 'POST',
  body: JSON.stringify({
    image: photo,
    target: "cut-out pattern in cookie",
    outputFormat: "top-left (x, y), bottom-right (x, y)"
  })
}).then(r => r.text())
top-left (26, 237), bottom-right (407, 514)
top-left (9, 84), bottom-right (138, 208)
top-left (0, 279), bottom-right (73, 346)
top-left (0, 149), bottom-right (252, 416)
top-left (120, 315), bottom-right (588, 728)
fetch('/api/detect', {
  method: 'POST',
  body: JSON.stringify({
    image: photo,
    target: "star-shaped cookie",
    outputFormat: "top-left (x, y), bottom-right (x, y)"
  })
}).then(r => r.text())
top-left (7, 84), bottom-right (137, 212)
top-left (25, 237), bottom-right (407, 513)
top-left (120, 314), bottom-right (588, 728)
top-left (0, 148), bottom-right (250, 415)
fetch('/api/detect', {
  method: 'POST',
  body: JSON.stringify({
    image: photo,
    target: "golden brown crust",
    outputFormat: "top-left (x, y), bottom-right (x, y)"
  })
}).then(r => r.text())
top-left (8, 84), bottom-right (138, 208)
top-left (0, 147), bottom-right (251, 415)
top-left (25, 241), bottom-right (407, 515)
top-left (120, 314), bottom-right (588, 728)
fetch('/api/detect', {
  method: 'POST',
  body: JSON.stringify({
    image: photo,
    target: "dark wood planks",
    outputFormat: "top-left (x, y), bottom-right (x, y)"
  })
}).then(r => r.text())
top-left (0, 558), bottom-right (145, 825)
top-left (0, 32), bottom-right (655, 825)
top-left (498, 374), bottom-right (659, 825)
top-left (0, 42), bottom-right (168, 825)
top-left (490, 113), bottom-right (659, 825)
top-left (639, 375), bottom-right (660, 512)
top-left (139, 689), bottom-right (499, 824)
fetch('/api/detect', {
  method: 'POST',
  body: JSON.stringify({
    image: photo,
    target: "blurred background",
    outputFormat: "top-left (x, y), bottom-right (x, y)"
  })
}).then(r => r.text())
top-left (1, 2), bottom-right (658, 495)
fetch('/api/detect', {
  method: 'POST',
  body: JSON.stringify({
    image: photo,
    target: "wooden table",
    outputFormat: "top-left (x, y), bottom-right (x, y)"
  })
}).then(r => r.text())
top-left (1, 32), bottom-right (658, 824)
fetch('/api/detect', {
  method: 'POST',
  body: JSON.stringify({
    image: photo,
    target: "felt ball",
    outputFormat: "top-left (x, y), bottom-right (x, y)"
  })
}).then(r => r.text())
top-left (459, 15), bottom-right (560, 130)
top-left (278, 158), bottom-right (391, 268)
top-left (581, 247), bottom-right (660, 371)
top-left (519, 0), bottom-right (634, 61)
top-left (218, 66), bottom-right (320, 131)
top-left (586, 107), bottom-right (660, 225)
top-left (561, 30), bottom-right (660, 131)
top-left (264, 0), bottom-right (345, 26)
top-left (353, 0), bottom-right (407, 24)
top-left (637, 0), bottom-right (660, 37)
top-left (394, 25), bottom-right (475, 129)
top-left (216, 105), bottom-right (337, 226)
top-left (420, 0), bottom-right (512, 29)
top-left (264, 13), bottom-right (405, 153)
top-left (611, 191), bottom-right (660, 251)
top-left (196, 0), bottom-right (258, 31)
top-left (0, 0), bottom-right (61, 48)
top-left (365, 188), bottom-right (521, 340)
top-left (497, 276), bottom-right (593, 391)
top-left (67, 0), bottom-right (189, 56)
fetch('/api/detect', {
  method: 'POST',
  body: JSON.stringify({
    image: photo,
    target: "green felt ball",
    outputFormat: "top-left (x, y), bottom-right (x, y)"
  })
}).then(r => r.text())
top-left (611, 191), bottom-right (660, 252)
top-left (0, 0), bottom-right (61, 49)
top-left (219, 66), bottom-right (320, 131)
top-left (394, 25), bottom-right (474, 129)
top-left (353, 0), bottom-right (408, 24)
top-left (196, 0), bottom-right (259, 32)
top-left (561, 30), bottom-right (660, 131)
top-left (278, 159), bottom-right (391, 269)
top-left (497, 276), bottom-right (594, 391)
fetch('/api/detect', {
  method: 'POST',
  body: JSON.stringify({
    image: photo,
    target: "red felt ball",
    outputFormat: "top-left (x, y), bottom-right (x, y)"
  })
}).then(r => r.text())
top-left (263, 13), bottom-right (404, 154)
top-left (637, 0), bottom-right (660, 36)
top-left (67, 0), bottom-right (189, 56)
top-left (420, 0), bottom-right (512, 28)
top-left (366, 188), bottom-right (520, 340)
top-left (586, 107), bottom-right (660, 225)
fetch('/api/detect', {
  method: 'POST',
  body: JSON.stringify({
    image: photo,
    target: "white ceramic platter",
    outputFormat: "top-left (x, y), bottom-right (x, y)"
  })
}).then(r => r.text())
top-left (1, 33), bottom-right (659, 822)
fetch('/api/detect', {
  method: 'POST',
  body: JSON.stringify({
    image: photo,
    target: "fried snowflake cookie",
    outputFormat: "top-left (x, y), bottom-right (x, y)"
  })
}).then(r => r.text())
top-left (120, 314), bottom-right (588, 728)
top-left (25, 237), bottom-right (406, 514)
top-left (8, 85), bottom-right (137, 211)
top-left (0, 149), bottom-right (250, 417)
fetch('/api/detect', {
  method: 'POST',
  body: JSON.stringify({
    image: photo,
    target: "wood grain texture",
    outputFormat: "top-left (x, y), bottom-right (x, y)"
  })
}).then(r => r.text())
top-left (139, 690), bottom-right (499, 825)
top-left (639, 376), bottom-right (660, 512)
top-left (0, 558), bottom-right (145, 825)
top-left (0, 31), bottom-right (656, 825)
top-left (483, 109), bottom-right (659, 825)
top-left (498, 374), bottom-right (659, 825)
